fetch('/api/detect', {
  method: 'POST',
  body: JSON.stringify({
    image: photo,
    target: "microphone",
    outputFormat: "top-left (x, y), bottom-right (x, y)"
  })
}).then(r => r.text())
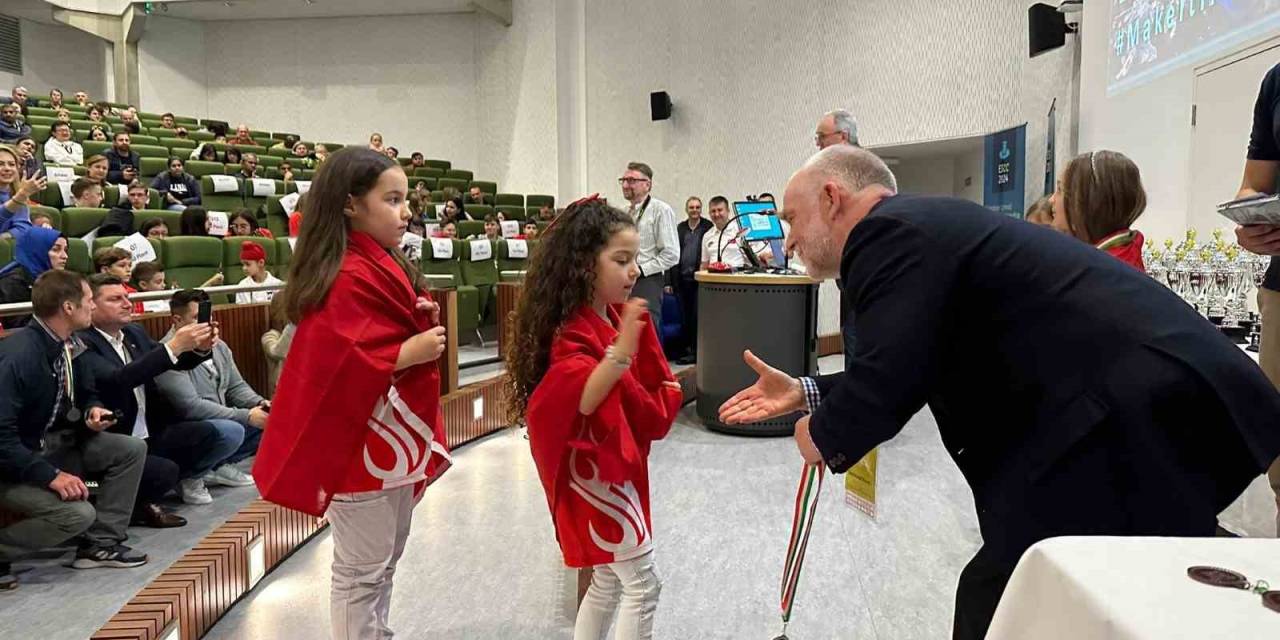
top-left (715, 211), bottom-right (775, 271)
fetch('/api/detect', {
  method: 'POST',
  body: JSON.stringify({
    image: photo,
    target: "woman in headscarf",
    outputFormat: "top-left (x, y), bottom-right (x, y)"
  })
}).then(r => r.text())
top-left (0, 226), bottom-right (69, 327)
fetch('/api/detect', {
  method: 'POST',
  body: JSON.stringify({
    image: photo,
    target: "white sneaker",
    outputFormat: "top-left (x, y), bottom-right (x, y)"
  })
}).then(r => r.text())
top-left (180, 478), bottom-right (213, 505)
top-left (205, 465), bottom-right (255, 488)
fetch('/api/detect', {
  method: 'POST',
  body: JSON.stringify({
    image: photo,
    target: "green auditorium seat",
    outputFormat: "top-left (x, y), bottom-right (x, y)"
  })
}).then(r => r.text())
top-left (526, 194), bottom-right (555, 209)
top-left (424, 159), bottom-right (450, 171)
top-left (469, 180), bottom-right (496, 195)
top-left (276, 238), bottom-right (293, 269)
top-left (444, 169), bottom-right (474, 182)
top-left (497, 238), bottom-right (532, 273)
top-left (140, 157), bottom-right (168, 179)
top-left (38, 181), bottom-right (66, 208)
top-left (249, 129), bottom-right (271, 139)
top-left (60, 208), bottom-right (108, 236)
top-left (438, 178), bottom-right (468, 193)
top-left (430, 190), bottom-right (445, 203)
top-left (0, 239), bottom-right (11, 266)
top-left (412, 167), bottom-right (444, 179)
top-left (65, 238), bottom-right (92, 274)
top-left (256, 155), bottom-right (282, 168)
top-left (93, 236), bottom-right (163, 265)
top-left (162, 236), bottom-right (224, 289)
top-left (131, 135), bottom-right (160, 146)
top-left (397, 158), bottom-right (413, 167)
top-left (186, 160), bottom-right (227, 177)
top-left (174, 116), bottom-right (199, 125)
top-left (270, 132), bottom-right (297, 141)
top-left (201, 175), bottom-right (247, 213)
top-left (30, 125), bottom-right (52, 144)
top-left (25, 115), bottom-right (55, 128)
top-left (82, 141), bottom-right (111, 157)
top-left (466, 204), bottom-right (494, 220)
top-left (495, 205), bottom-right (525, 221)
top-left (189, 131), bottom-right (215, 142)
top-left (242, 179), bottom-right (284, 217)
top-left (457, 221), bottom-right (486, 238)
top-left (132, 144), bottom-right (171, 159)
top-left (221, 236), bottom-right (279, 288)
top-left (266, 148), bottom-right (291, 158)
top-left (138, 112), bottom-right (163, 120)
top-left (159, 138), bottom-right (198, 152)
top-left (263, 195), bottom-right (291, 238)
top-left (29, 205), bottom-right (59, 229)
top-left (27, 107), bottom-right (56, 118)
top-left (460, 238), bottom-right (499, 325)
top-left (494, 193), bottom-right (524, 207)
top-left (422, 238), bottom-right (478, 339)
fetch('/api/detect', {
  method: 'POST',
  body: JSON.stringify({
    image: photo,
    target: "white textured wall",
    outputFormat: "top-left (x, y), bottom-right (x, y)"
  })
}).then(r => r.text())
top-left (0, 18), bottom-right (108, 102)
top-left (138, 16), bottom-right (207, 118)
top-left (474, 0), bottom-right (559, 195)
top-left (894, 157), bottom-right (959, 199)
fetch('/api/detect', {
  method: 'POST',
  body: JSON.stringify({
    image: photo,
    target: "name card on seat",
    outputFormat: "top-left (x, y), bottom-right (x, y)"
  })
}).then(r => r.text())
top-left (207, 211), bottom-right (229, 236)
top-left (500, 220), bottom-right (520, 238)
top-left (113, 232), bottom-right (157, 264)
top-left (507, 239), bottom-right (528, 258)
top-left (251, 178), bottom-right (276, 197)
top-left (469, 239), bottom-right (493, 261)
top-left (209, 175), bottom-right (239, 193)
top-left (430, 237), bottom-right (454, 259)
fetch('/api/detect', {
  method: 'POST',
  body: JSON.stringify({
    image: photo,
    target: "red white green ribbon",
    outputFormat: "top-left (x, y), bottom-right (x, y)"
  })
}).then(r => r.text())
top-left (778, 463), bottom-right (824, 636)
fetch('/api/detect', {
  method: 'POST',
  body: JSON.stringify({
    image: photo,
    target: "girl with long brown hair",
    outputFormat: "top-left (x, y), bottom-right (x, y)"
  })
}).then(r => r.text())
top-left (252, 147), bottom-right (450, 640)
top-left (506, 197), bottom-right (683, 640)
top-left (1050, 150), bottom-right (1149, 271)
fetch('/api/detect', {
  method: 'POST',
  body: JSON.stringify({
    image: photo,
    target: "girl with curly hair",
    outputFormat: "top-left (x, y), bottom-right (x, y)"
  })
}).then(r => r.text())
top-left (506, 196), bottom-right (683, 640)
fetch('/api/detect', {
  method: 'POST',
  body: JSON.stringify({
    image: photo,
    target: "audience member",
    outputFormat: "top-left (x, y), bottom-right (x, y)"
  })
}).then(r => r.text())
top-left (119, 110), bottom-right (141, 135)
top-left (466, 185), bottom-right (490, 206)
top-left (106, 133), bottom-right (141, 185)
top-left (313, 143), bottom-right (330, 163)
top-left (269, 135), bottom-right (297, 152)
top-left (368, 132), bottom-right (384, 152)
top-left (88, 125), bottom-right (109, 142)
top-left (0, 145), bottom-right (39, 239)
top-left (229, 124), bottom-right (255, 147)
top-left (757, 192), bottom-right (776, 203)
top-left (156, 290), bottom-right (267, 490)
top-left (14, 137), bottom-right (41, 177)
top-left (287, 193), bottom-right (307, 237)
top-left (192, 143), bottom-right (218, 163)
top-left (441, 220), bottom-right (458, 239)
top-left (151, 156), bottom-right (201, 211)
top-left (407, 192), bottom-right (426, 220)
top-left (86, 106), bottom-right (104, 123)
top-left (385, 146), bottom-right (399, 160)
top-left (73, 91), bottom-right (90, 107)
top-left (78, 274), bottom-right (225, 522)
top-left (814, 108), bottom-right (860, 149)
top-left (159, 113), bottom-right (176, 130)
top-left (70, 178), bottom-right (104, 208)
top-left (0, 270), bottom-right (149, 589)
top-left (521, 221), bottom-right (539, 239)
top-left (130, 260), bottom-right (168, 314)
top-left (413, 180), bottom-right (430, 201)
top-left (481, 215), bottom-right (500, 241)
top-left (620, 161), bottom-right (679, 329)
top-left (672, 195), bottom-right (712, 363)
top-left (45, 88), bottom-right (64, 110)
top-left (0, 103), bottom-right (29, 143)
top-left (100, 180), bottom-right (148, 237)
top-left (228, 210), bottom-right (272, 239)
top-left (260, 296), bottom-right (294, 397)
top-left (224, 147), bottom-right (243, 166)
top-left (1025, 196), bottom-right (1053, 226)
top-left (409, 152), bottom-right (425, 169)
top-left (237, 153), bottom-right (259, 180)
top-left (538, 204), bottom-right (555, 221)
top-left (1049, 150), bottom-right (1148, 272)
top-left (700, 195), bottom-right (746, 270)
top-left (84, 154), bottom-right (110, 186)
top-left (44, 122), bottom-right (84, 166)
top-left (179, 206), bottom-right (210, 236)
top-left (174, 126), bottom-right (189, 140)
top-left (93, 101), bottom-right (114, 117)
top-left (54, 109), bottom-right (71, 125)
top-left (235, 242), bottom-right (282, 304)
top-left (1, 86), bottom-right (29, 116)
top-left (0, 228), bottom-right (67, 325)
top-left (92, 247), bottom-right (135, 289)
top-left (443, 196), bottom-right (470, 222)
top-left (29, 211), bottom-right (52, 229)
top-left (279, 161), bottom-right (295, 184)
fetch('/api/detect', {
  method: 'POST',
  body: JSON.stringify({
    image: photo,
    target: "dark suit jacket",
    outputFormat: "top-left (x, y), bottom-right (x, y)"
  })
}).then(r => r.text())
top-left (76, 324), bottom-right (209, 440)
top-left (0, 323), bottom-right (103, 486)
top-left (809, 195), bottom-right (1280, 560)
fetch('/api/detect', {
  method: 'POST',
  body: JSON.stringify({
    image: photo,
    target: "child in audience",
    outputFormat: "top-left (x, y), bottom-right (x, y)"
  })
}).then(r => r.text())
top-left (88, 126), bottom-right (109, 142)
top-left (482, 214), bottom-right (500, 241)
top-left (1049, 150), bottom-right (1148, 272)
top-left (130, 260), bottom-right (169, 314)
top-left (368, 132), bottom-right (384, 152)
top-left (29, 211), bottom-right (53, 229)
top-left (99, 180), bottom-right (148, 237)
top-left (140, 217), bottom-right (170, 239)
top-left (229, 210), bottom-right (273, 239)
top-left (522, 221), bottom-right (539, 240)
top-left (260, 294), bottom-right (295, 397)
top-left (440, 220), bottom-right (457, 239)
top-left (506, 196), bottom-right (682, 640)
top-left (235, 241), bottom-right (283, 305)
top-left (193, 143), bottom-right (218, 162)
top-left (93, 246), bottom-right (138, 297)
top-left (253, 147), bottom-right (449, 640)
top-left (279, 161), bottom-right (295, 184)
top-left (288, 193), bottom-right (307, 237)
top-left (314, 143), bottom-right (330, 164)
top-left (70, 178), bottom-right (104, 208)
top-left (1025, 196), bottom-right (1053, 226)
top-left (224, 147), bottom-right (242, 166)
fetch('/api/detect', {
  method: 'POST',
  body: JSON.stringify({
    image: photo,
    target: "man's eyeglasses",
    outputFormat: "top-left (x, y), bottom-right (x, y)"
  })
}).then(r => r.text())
top-left (618, 177), bottom-right (650, 185)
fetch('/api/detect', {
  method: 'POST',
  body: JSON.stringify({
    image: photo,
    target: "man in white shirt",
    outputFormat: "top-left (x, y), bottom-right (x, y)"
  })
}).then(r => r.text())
top-left (620, 161), bottom-right (679, 330)
top-left (235, 241), bottom-right (282, 305)
top-left (700, 196), bottom-right (747, 270)
top-left (43, 122), bottom-right (84, 166)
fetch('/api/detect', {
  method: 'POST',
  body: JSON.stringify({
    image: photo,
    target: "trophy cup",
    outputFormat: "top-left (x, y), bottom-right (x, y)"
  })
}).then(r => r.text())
top-left (1249, 253), bottom-right (1268, 352)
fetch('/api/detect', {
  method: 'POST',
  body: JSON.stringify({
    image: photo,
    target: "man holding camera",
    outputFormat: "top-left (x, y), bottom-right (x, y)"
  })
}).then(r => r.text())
top-left (0, 271), bottom-right (149, 591)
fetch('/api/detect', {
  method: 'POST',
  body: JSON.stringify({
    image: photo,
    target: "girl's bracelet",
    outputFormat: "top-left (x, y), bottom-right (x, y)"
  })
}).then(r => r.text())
top-left (604, 345), bottom-right (633, 369)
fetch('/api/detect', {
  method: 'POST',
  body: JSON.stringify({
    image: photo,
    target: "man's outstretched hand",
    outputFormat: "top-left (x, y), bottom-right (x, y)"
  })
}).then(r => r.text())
top-left (718, 350), bottom-right (805, 424)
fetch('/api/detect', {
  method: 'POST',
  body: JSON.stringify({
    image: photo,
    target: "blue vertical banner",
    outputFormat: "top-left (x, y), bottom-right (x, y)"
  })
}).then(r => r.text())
top-left (984, 124), bottom-right (1026, 218)
top-left (1044, 100), bottom-right (1056, 199)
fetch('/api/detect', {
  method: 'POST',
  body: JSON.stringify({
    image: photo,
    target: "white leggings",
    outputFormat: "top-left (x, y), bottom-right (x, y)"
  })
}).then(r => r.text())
top-left (326, 485), bottom-right (416, 640)
top-left (573, 552), bottom-right (662, 640)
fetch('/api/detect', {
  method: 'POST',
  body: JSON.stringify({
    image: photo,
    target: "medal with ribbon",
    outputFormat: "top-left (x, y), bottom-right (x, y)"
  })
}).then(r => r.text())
top-left (774, 463), bottom-right (825, 640)
top-left (61, 342), bottom-right (81, 423)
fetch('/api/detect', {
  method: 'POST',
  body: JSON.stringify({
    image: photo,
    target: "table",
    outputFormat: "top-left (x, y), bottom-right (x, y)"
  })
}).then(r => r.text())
top-left (988, 536), bottom-right (1280, 639)
top-left (693, 271), bottom-right (819, 436)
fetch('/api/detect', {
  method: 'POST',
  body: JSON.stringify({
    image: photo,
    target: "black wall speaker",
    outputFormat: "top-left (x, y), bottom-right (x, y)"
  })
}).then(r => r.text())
top-left (650, 91), bottom-right (672, 121)
top-left (1029, 3), bottom-right (1067, 58)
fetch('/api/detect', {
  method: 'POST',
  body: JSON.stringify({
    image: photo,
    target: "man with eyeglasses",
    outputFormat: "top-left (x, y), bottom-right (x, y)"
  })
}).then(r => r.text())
top-left (815, 109), bottom-right (861, 373)
top-left (619, 162), bottom-right (679, 335)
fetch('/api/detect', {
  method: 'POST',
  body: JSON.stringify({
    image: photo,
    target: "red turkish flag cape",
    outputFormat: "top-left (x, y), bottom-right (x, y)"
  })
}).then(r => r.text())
top-left (252, 231), bottom-right (449, 516)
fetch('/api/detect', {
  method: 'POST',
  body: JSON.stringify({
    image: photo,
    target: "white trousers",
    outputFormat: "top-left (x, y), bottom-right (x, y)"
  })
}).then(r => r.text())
top-left (326, 484), bottom-right (416, 640)
top-left (573, 552), bottom-right (662, 640)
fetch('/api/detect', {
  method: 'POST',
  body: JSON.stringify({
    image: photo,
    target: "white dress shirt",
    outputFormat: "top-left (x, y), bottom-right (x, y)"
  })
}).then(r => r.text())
top-left (96, 327), bottom-right (177, 439)
top-left (43, 137), bottom-right (84, 165)
top-left (235, 273), bottom-right (284, 305)
top-left (701, 222), bottom-right (747, 268)
top-left (628, 196), bottom-right (680, 278)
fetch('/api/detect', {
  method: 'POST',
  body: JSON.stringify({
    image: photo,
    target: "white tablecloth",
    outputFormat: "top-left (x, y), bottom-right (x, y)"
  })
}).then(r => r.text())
top-left (988, 537), bottom-right (1280, 639)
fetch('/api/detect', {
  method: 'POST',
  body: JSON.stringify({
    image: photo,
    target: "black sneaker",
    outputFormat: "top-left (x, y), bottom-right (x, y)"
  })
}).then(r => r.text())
top-left (71, 544), bottom-right (148, 569)
top-left (0, 562), bottom-right (16, 590)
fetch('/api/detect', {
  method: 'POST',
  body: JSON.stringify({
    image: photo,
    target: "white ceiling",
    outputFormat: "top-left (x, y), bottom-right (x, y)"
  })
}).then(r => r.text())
top-left (153, 0), bottom-right (475, 21)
